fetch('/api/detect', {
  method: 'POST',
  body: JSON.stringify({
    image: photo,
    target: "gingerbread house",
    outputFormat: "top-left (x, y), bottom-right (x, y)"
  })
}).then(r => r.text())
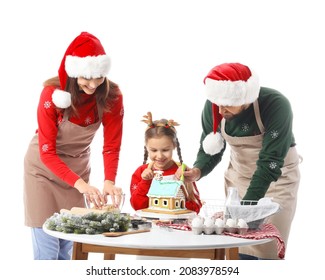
top-left (145, 178), bottom-right (189, 212)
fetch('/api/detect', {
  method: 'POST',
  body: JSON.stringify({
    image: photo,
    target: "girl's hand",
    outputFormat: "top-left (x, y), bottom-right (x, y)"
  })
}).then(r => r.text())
top-left (174, 166), bottom-right (183, 180)
top-left (141, 161), bottom-right (154, 180)
top-left (141, 168), bottom-right (154, 180)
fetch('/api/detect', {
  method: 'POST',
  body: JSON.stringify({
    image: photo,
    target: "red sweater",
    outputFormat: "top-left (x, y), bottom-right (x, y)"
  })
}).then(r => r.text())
top-left (36, 85), bottom-right (124, 186)
top-left (130, 162), bottom-right (202, 213)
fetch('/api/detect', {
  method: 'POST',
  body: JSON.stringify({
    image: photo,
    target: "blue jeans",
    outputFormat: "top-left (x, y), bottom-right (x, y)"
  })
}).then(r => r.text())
top-left (31, 228), bottom-right (72, 260)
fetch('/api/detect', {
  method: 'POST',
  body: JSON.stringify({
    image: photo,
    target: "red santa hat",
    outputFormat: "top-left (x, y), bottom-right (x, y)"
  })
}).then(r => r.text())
top-left (202, 63), bottom-right (260, 155)
top-left (53, 32), bottom-right (111, 108)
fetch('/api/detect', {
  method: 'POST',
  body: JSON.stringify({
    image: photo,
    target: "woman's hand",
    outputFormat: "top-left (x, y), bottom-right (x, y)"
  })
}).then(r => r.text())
top-left (74, 178), bottom-right (105, 208)
top-left (102, 180), bottom-right (123, 207)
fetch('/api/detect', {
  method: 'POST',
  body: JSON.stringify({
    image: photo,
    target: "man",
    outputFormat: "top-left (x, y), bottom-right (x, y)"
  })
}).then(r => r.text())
top-left (183, 63), bottom-right (301, 259)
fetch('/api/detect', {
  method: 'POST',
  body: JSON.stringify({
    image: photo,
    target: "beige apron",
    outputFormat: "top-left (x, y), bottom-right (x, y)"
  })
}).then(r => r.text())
top-left (24, 107), bottom-right (102, 227)
top-left (222, 100), bottom-right (300, 259)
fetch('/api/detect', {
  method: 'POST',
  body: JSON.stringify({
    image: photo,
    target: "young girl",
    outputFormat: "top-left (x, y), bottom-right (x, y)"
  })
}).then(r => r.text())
top-left (130, 112), bottom-right (202, 213)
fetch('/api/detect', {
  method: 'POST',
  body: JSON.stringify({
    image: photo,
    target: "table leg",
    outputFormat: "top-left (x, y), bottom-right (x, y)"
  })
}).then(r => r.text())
top-left (213, 248), bottom-right (226, 259)
top-left (225, 248), bottom-right (239, 260)
top-left (104, 253), bottom-right (116, 260)
top-left (72, 242), bottom-right (89, 260)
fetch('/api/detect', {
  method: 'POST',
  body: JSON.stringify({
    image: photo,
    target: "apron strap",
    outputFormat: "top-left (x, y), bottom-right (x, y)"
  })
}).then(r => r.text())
top-left (63, 108), bottom-right (69, 121)
top-left (253, 99), bottom-right (265, 133)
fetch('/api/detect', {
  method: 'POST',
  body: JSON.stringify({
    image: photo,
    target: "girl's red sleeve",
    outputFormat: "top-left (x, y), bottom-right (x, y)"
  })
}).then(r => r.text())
top-left (185, 181), bottom-right (202, 214)
top-left (130, 165), bottom-right (152, 210)
top-left (37, 86), bottom-right (80, 186)
top-left (192, 182), bottom-right (203, 214)
top-left (185, 201), bottom-right (200, 214)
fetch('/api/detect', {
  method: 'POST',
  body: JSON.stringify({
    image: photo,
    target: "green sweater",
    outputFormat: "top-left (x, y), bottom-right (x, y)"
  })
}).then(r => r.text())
top-left (193, 87), bottom-right (296, 200)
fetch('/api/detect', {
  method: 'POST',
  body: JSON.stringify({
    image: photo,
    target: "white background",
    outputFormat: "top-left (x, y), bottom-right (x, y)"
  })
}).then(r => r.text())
top-left (1, 0), bottom-right (324, 278)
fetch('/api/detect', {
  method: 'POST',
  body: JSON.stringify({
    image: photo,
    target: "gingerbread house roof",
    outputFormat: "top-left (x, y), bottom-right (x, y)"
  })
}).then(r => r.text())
top-left (147, 179), bottom-right (188, 198)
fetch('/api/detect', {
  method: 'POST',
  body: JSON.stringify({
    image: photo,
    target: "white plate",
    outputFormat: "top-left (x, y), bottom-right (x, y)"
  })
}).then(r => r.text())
top-left (135, 210), bottom-right (196, 220)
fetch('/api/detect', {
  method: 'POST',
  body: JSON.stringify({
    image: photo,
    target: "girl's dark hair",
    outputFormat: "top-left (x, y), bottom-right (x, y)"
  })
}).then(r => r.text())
top-left (143, 119), bottom-right (183, 165)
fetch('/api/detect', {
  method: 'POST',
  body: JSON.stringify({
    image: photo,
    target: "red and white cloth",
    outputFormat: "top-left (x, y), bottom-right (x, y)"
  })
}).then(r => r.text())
top-left (155, 221), bottom-right (192, 231)
top-left (223, 223), bottom-right (286, 259)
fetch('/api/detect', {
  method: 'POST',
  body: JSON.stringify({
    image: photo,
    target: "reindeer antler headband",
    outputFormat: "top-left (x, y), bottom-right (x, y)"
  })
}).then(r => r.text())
top-left (141, 112), bottom-right (179, 131)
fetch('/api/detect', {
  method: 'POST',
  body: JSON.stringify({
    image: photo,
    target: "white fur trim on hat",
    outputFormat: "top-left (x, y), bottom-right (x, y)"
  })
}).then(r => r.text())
top-left (202, 132), bottom-right (225, 155)
top-left (65, 54), bottom-right (111, 79)
top-left (205, 72), bottom-right (260, 106)
top-left (52, 89), bottom-right (71, 108)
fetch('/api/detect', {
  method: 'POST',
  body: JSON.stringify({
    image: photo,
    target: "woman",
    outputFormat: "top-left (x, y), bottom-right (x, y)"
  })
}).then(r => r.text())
top-left (23, 32), bottom-right (124, 259)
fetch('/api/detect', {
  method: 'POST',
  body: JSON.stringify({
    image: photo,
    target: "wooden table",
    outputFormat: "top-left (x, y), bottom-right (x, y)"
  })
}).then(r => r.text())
top-left (43, 225), bottom-right (271, 260)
